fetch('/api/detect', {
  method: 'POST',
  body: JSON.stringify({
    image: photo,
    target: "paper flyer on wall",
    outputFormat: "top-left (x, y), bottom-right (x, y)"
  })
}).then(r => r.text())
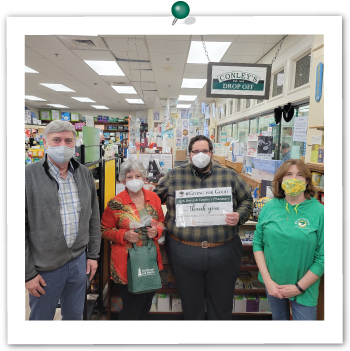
top-left (175, 187), bottom-right (233, 227)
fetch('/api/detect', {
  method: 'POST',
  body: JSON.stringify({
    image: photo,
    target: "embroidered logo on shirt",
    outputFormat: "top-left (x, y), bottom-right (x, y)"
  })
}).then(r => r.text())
top-left (295, 218), bottom-right (310, 228)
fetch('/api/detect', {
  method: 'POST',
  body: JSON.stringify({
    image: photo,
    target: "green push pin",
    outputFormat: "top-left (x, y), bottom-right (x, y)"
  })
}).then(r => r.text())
top-left (171, 1), bottom-right (190, 25)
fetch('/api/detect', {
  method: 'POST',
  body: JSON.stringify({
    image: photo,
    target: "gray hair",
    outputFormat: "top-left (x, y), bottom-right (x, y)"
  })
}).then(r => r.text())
top-left (119, 158), bottom-right (147, 181)
top-left (43, 120), bottom-right (77, 141)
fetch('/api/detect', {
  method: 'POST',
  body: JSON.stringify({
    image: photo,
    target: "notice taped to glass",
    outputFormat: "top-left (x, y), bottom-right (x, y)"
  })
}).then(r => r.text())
top-left (175, 187), bottom-right (233, 227)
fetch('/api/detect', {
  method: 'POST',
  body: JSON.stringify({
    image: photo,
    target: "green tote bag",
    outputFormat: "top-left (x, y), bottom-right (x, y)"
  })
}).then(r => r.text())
top-left (127, 238), bottom-right (162, 294)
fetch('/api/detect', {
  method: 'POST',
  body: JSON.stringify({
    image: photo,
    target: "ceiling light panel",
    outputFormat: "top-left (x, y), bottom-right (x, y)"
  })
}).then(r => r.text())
top-left (25, 95), bottom-right (46, 101)
top-left (177, 104), bottom-right (191, 109)
top-left (71, 97), bottom-right (96, 102)
top-left (187, 41), bottom-right (231, 64)
top-left (40, 83), bottom-right (75, 92)
top-left (47, 104), bottom-right (69, 108)
top-left (84, 60), bottom-right (125, 76)
top-left (181, 78), bottom-right (207, 89)
top-left (125, 99), bottom-right (144, 104)
top-left (112, 86), bottom-right (137, 94)
top-left (25, 66), bottom-right (39, 73)
top-left (178, 95), bottom-right (197, 101)
top-left (91, 105), bottom-right (109, 109)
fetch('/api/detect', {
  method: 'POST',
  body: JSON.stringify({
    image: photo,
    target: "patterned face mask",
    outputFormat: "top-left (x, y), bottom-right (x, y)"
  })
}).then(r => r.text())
top-left (281, 178), bottom-right (306, 197)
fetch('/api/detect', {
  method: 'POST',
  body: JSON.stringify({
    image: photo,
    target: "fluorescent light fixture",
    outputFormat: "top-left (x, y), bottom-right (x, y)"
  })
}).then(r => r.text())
top-left (177, 104), bottom-right (192, 109)
top-left (187, 41), bottom-right (231, 64)
top-left (40, 83), bottom-right (75, 92)
top-left (181, 78), bottom-right (207, 89)
top-left (72, 97), bottom-right (96, 102)
top-left (47, 104), bottom-right (69, 108)
top-left (125, 99), bottom-right (144, 104)
top-left (178, 95), bottom-right (197, 101)
top-left (25, 95), bottom-right (46, 101)
top-left (25, 66), bottom-right (39, 73)
top-left (112, 86), bottom-right (137, 94)
top-left (91, 105), bottom-right (109, 109)
top-left (84, 60), bottom-right (125, 76)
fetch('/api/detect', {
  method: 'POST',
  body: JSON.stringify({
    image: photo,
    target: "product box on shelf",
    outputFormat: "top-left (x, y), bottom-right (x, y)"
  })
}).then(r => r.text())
top-left (71, 113), bottom-right (80, 121)
top-left (40, 110), bottom-right (51, 121)
top-left (61, 112), bottom-right (71, 121)
top-left (171, 294), bottom-right (182, 312)
top-left (157, 294), bottom-right (171, 312)
top-left (251, 168), bottom-right (274, 181)
top-left (258, 295), bottom-right (271, 313)
top-left (25, 109), bottom-right (32, 124)
top-left (252, 158), bottom-right (282, 174)
top-left (311, 172), bottom-right (322, 186)
top-left (246, 296), bottom-right (259, 313)
top-left (150, 294), bottom-right (158, 312)
top-left (51, 110), bottom-right (60, 121)
top-left (234, 295), bottom-right (247, 313)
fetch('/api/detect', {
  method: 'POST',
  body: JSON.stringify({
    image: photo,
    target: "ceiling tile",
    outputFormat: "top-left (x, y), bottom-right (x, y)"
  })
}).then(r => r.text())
top-left (149, 52), bottom-right (187, 64)
top-left (25, 58), bottom-right (58, 68)
top-left (146, 35), bottom-right (191, 41)
top-left (184, 64), bottom-right (208, 74)
top-left (151, 62), bottom-right (185, 73)
top-left (103, 37), bottom-right (148, 52)
top-left (30, 48), bottom-right (80, 61)
top-left (110, 51), bottom-right (150, 61)
top-left (226, 42), bottom-right (265, 56)
top-left (147, 40), bottom-right (190, 54)
top-left (191, 35), bottom-right (239, 42)
top-left (183, 72), bottom-right (207, 79)
top-left (71, 49), bottom-right (116, 61)
top-left (25, 35), bottom-right (68, 49)
top-left (25, 47), bottom-right (44, 59)
top-left (221, 55), bottom-right (262, 64)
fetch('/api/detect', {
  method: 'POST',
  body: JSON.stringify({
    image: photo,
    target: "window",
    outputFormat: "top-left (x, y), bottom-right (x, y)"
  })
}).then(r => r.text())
top-left (294, 53), bottom-right (311, 89)
top-left (237, 119), bottom-right (249, 143)
top-left (249, 118), bottom-right (259, 134)
top-left (246, 99), bottom-right (251, 109)
top-left (272, 70), bottom-right (284, 97)
top-left (229, 100), bottom-right (233, 116)
top-left (279, 105), bottom-right (309, 161)
top-left (236, 99), bottom-right (241, 113)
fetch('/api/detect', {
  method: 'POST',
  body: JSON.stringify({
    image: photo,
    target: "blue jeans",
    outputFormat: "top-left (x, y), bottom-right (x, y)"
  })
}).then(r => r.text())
top-left (266, 288), bottom-right (317, 320)
top-left (29, 252), bottom-right (87, 320)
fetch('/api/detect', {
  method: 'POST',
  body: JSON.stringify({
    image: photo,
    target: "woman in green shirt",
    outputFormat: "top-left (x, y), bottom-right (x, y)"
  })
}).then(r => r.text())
top-left (253, 159), bottom-right (324, 320)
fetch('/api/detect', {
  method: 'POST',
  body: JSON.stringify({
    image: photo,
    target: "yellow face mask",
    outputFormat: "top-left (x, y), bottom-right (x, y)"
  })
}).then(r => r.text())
top-left (281, 178), bottom-right (306, 197)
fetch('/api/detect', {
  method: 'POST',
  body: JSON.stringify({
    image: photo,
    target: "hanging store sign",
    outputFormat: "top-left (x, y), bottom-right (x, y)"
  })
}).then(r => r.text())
top-left (206, 62), bottom-right (271, 99)
top-left (315, 62), bottom-right (324, 102)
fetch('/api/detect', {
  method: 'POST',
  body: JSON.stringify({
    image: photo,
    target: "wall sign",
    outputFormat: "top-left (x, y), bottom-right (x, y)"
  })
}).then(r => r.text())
top-left (206, 62), bottom-right (272, 99)
top-left (315, 62), bottom-right (324, 102)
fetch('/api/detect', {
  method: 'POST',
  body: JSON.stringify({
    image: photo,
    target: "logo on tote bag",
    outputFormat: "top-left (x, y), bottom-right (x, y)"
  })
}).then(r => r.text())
top-left (138, 267), bottom-right (156, 277)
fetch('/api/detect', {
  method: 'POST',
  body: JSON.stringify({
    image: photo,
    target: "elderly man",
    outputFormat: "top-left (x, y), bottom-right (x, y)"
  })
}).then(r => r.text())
top-left (25, 120), bottom-right (101, 320)
top-left (281, 142), bottom-right (291, 162)
top-left (154, 135), bottom-right (253, 320)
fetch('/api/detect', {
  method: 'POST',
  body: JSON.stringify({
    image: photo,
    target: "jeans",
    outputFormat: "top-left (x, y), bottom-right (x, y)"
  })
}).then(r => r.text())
top-left (29, 251), bottom-right (87, 320)
top-left (266, 288), bottom-right (317, 320)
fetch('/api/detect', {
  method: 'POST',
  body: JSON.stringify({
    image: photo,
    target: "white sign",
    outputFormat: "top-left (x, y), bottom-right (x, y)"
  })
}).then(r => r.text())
top-left (293, 116), bottom-right (309, 142)
top-left (175, 187), bottom-right (233, 227)
top-left (312, 135), bottom-right (322, 145)
top-left (85, 115), bottom-right (95, 128)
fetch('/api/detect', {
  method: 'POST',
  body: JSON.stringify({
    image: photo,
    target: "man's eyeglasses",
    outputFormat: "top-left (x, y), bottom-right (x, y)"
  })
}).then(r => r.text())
top-left (191, 150), bottom-right (211, 155)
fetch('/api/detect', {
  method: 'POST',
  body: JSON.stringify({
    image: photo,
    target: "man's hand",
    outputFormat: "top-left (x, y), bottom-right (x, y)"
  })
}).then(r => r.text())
top-left (25, 274), bottom-right (46, 297)
top-left (86, 259), bottom-right (98, 281)
top-left (225, 212), bottom-right (240, 226)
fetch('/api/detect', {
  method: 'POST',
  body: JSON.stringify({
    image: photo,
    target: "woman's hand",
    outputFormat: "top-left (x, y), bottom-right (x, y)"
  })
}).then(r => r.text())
top-left (147, 226), bottom-right (158, 239)
top-left (277, 284), bottom-right (302, 298)
top-left (265, 280), bottom-right (284, 299)
top-left (123, 230), bottom-right (139, 243)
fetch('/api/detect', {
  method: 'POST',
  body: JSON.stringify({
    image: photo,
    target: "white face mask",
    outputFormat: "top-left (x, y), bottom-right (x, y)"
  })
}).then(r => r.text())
top-left (47, 145), bottom-right (75, 164)
top-left (126, 179), bottom-right (144, 193)
top-left (191, 152), bottom-right (211, 169)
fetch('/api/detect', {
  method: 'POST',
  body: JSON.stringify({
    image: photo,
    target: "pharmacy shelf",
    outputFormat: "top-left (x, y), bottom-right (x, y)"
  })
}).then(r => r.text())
top-left (306, 162), bottom-right (324, 173)
top-left (25, 124), bottom-right (47, 129)
top-left (309, 125), bottom-right (324, 131)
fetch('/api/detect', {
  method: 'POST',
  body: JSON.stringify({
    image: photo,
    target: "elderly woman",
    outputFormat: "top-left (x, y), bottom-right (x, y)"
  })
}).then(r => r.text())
top-left (253, 159), bottom-right (324, 320)
top-left (101, 158), bottom-right (164, 320)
